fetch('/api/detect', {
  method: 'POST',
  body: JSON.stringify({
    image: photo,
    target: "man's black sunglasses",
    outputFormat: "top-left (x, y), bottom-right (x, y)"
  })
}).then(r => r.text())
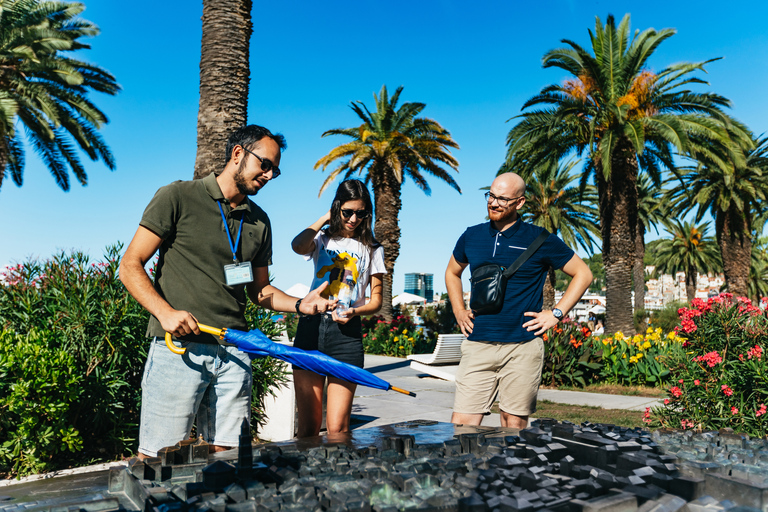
top-left (242, 146), bottom-right (281, 178)
top-left (341, 209), bottom-right (369, 219)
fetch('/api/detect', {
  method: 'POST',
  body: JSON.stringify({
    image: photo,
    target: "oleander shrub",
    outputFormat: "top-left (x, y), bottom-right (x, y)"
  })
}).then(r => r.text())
top-left (0, 330), bottom-right (85, 477)
top-left (0, 246), bottom-right (286, 477)
top-left (597, 328), bottom-right (685, 387)
top-left (362, 315), bottom-right (435, 357)
top-left (651, 294), bottom-right (768, 436)
top-left (0, 246), bottom-right (148, 476)
top-left (541, 319), bottom-right (602, 387)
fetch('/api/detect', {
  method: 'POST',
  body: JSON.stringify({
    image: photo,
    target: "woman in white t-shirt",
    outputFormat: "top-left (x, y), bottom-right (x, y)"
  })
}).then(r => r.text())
top-left (290, 179), bottom-right (386, 437)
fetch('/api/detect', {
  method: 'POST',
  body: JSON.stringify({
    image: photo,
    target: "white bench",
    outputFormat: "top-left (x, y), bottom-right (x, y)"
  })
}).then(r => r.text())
top-left (407, 333), bottom-right (465, 381)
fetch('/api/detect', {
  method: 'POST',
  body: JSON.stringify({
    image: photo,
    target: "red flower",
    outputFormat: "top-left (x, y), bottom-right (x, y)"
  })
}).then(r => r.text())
top-left (694, 379), bottom-right (700, 385)
top-left (670, 386), bottom-right (683, 398)
top-left (721, 385), bottom-right (733, 397)
top-left (757, 404), bottom-right (767, 417)
top-left (731, 406), bottom-right (739, 415)
top-left (664, 398), bottom-right (670, 405)
top-left (695, 351), bottom-right (723, 368)
top-left (748, 345), bottom-right (764, 360)
top-left (642, 407), bottom-right (652, 424)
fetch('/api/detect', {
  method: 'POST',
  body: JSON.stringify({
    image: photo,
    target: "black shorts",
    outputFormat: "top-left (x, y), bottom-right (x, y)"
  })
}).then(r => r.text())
top-left (293, 314), bottom-right (364, 368)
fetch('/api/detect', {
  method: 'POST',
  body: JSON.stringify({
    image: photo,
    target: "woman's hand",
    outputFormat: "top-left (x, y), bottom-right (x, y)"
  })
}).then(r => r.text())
top-left (331, 307), bottom-right (355, 324)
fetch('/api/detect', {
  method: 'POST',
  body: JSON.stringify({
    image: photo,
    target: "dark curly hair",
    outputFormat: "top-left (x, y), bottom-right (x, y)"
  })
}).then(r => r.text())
top-left (325, 179), bottom-right (379, 249)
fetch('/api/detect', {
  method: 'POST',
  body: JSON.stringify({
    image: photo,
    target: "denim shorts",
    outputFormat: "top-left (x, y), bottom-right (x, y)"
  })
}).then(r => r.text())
top-left (138, 337), bottom-right (253, 456)
top-left (293, 314), bottom-right (364, 368)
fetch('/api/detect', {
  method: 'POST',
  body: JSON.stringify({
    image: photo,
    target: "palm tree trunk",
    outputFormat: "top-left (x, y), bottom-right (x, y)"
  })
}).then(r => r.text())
top-left (717, 208), bottom-right (751, 298)
top-left (685, 263), bottom-right (697, 303)
top-left (634, 223), bottom-right (646, 312)
top-left (371, 168), bottom-right (402, 321)
top-left (597, 138), bottom-right (639, 336)
top-left (542, 266), bottom-right (556, 310)
top-left (194, 0), bottom-right (252, 179)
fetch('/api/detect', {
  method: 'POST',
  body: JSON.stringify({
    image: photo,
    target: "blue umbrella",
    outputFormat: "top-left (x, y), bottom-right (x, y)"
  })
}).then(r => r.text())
top-left (165, 324), bottom-right (416, 396)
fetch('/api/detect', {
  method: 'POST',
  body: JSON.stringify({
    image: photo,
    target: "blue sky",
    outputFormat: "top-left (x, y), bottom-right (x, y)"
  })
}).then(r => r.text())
top-left (2, 0), bottom-right (768, 295)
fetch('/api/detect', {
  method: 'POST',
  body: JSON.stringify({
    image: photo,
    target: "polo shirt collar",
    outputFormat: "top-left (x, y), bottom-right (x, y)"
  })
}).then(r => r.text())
top-left (202, 172), bottom-right (251, 213)
top-left (488, 218), bottom-right (522, 239)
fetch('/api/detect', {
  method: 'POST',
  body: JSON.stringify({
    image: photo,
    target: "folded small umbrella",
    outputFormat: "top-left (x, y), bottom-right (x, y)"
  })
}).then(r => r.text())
top-left (165, 324), bottom-right (416, 397)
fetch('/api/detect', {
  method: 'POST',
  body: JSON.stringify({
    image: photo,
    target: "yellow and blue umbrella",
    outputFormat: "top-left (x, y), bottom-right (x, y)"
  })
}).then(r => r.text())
top-left (166, 324), bottom-right (415, 397)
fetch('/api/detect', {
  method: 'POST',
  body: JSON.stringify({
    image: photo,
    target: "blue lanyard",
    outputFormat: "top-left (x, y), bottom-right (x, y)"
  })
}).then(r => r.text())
top-left (218, 202), bottom-right (244, 263)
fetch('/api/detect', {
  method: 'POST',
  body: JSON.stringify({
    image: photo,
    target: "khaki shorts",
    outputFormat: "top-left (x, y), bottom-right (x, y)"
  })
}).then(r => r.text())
top-left (453, 337), bottom-right (544, 417)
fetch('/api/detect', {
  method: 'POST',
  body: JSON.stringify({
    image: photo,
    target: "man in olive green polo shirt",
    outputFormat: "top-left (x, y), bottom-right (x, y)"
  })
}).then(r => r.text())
top-left (120, 125), bottom-right (333, 457)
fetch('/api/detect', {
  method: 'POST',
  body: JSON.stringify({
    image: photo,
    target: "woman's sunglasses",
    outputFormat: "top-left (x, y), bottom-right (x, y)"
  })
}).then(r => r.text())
top-left (341, 209), bottom-right (369, 219)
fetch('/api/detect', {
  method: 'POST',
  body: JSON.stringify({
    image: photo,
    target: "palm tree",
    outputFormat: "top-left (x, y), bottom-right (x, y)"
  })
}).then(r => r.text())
top-left (521, 158), bottom-right (600, 309)
top-left (0, 0), bottom-right (119, 190)
top-left (315, 85), bottom-right (460, 320)
top-left (501, 14), bottom-right (748, 334)
top-left (668, 135), bottom-right (768, 297)
top-left (193, 0), bottom-right (252, 179)
top-left (649, 220), bottom-right (721, 303)
top-left (634, 171), bottom-right (666, 312)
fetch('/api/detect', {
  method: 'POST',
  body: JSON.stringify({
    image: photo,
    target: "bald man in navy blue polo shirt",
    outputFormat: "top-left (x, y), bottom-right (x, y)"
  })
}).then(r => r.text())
top-left (446, 172), bottom-right (592, 429)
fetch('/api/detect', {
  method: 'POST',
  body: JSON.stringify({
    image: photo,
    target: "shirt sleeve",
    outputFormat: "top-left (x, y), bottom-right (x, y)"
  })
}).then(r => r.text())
top-left (139, 182), bottom-right (181, 239)
top-left (302, 231), bottom-right (324, 262)
top-left (252, 215), bottom-right (273, 267)
top-left (452, 231), bottom-right (469, 264)
top-left (370, 245), bottom-right (386, 275)
top-left (543, 233), bottom-right (575, 270)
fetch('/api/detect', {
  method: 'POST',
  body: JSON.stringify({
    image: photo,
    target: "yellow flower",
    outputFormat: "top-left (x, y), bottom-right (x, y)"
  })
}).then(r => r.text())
top-left (643, 341), bottom-right (652, 350)
top-left (622, 353), bottom-right (627, 359)
top-left (646, 327), bottom-right (654, 334)
top-left (636, 353), bottom-right (644, 359)
top-left (394, 336), bottom-right (399, 342)
top-left (629, 356), bottom-right (638, 364)
top-left (402, 329), bottom-right (408, 334)
top-left (399, 345), bottom-right (404, 350)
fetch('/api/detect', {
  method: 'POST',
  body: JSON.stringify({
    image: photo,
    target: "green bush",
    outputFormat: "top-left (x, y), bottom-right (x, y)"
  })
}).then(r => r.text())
top-left (541, 320), bottom-right (602, 388)
top-left (0, 330), bottom-right (84, 476)
top-left (651, 294), bottom-right (768, 435)
top-left (0, 246), bottom-right (286, 477)
top-left (418, 301), bottom-right (460, 340)
top-left (362, 315), bottom-right (435, 357)
top-left (648, 301), bottom-right (687, 332)
top-left (0, 246), bottom-right (147, 476)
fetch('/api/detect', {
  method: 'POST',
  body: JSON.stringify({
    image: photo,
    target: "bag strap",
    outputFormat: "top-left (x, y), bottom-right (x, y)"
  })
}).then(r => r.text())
top-left (501, 231), bottom-right (550, 279)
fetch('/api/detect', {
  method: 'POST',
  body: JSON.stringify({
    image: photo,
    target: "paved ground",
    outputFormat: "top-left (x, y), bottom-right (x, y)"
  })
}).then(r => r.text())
top-left (353, 354), bottom-right (663, 429)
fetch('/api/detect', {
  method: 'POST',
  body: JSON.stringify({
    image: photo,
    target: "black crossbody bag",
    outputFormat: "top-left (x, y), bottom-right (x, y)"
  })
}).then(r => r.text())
top-left (469, 231), bottom-right (549, 316)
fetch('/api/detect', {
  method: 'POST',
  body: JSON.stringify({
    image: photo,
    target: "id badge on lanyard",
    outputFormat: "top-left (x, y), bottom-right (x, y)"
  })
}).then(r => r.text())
top-left (218, 202), bottom-right (253, 286)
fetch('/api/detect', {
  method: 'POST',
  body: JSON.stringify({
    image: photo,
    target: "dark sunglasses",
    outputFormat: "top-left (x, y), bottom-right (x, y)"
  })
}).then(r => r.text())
top-left (241, 146), bottom-right (281, 178)
top-left (341, 208), bottom-right (369, 220)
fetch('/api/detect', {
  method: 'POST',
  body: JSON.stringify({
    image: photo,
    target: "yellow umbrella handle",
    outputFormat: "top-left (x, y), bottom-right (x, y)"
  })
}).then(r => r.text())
top-left (165, 332), bottom-right (186, 355)
top-left (164, 324), bottom-right (225, 356)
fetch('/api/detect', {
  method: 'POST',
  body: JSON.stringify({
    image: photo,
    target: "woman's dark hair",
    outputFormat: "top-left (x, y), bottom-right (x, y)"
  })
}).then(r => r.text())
top-left (326, 179), bottom-right (379, 248)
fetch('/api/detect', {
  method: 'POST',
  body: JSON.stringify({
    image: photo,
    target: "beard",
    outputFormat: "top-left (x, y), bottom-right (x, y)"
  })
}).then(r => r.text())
top-left (233, 162), bottom-right (263, 196)
top-left (488, 205), bottom-right (517, 224)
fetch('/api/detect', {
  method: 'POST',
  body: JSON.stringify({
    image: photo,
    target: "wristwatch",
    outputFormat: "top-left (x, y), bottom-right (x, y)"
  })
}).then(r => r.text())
top-left (552, 308), bottom-right (564, 321)
top-left (295, 298), bottom-right (304, 316)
